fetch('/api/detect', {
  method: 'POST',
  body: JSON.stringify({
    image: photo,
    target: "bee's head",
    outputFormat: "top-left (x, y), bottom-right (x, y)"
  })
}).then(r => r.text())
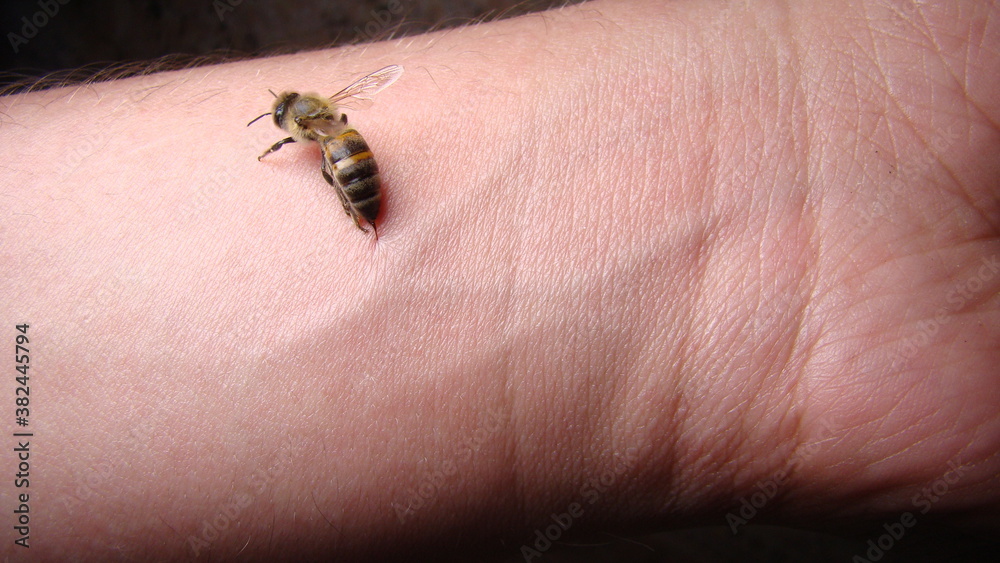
top-left (247, 90), bottom-right (300, 131)
top-left (271, 92), bottom-right (300, 130)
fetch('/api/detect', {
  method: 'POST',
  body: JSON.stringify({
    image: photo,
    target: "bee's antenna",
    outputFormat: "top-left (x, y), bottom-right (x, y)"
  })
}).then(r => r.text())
top-left (247, 112), bottom-right (271, 127)
top-left (247, 90), bottom-right (280, 127)
top-left (372, 222), bottom-right (379, 241)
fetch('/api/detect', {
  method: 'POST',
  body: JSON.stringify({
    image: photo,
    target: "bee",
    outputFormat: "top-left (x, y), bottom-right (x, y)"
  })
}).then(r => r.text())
top-left (249, 65), bottom-right (403, 239)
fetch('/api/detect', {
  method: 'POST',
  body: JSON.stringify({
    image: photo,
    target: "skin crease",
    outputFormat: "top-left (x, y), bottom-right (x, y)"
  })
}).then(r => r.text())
top-left (0, 0), bottom-right (998, 559)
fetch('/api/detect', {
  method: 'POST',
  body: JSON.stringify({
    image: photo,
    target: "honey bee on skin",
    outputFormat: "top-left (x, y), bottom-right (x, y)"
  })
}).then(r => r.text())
top-left (248, 65), bottom-right (403, 239)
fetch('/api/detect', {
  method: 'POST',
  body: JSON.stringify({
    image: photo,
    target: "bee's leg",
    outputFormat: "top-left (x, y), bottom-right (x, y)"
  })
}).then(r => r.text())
top-left (340, 114), bottom-right (348, 125)
top-left (322, 160), bottom-right (365, 229)
top-left (258, 137), bottom-right (296, 161)
top-left (349, 212), bottom-right (367, 232)
top-left (295, 110), bottom-right (337, 128)
top-left (320, 159), bottom-right (335, 186)
top-left (321, 161), bottom-right (348, 214)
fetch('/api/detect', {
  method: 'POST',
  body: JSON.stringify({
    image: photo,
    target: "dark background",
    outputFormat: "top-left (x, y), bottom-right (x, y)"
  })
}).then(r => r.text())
top-left (0, 0), bottom-right (558, 91)
top-left (1, 0), bottom-right (995, 560)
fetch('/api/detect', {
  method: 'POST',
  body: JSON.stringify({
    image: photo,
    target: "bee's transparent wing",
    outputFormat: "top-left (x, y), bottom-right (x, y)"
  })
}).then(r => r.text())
top-left (329, 65), bottom-right (404, 110)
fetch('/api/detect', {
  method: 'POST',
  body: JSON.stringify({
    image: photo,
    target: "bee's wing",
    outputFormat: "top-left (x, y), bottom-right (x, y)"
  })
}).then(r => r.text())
top-left (328, 65), bottom-right (404, 110)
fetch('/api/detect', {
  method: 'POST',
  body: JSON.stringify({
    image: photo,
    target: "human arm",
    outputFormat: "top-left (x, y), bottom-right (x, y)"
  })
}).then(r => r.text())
top-left (1, 0), bottom-right (998, 559)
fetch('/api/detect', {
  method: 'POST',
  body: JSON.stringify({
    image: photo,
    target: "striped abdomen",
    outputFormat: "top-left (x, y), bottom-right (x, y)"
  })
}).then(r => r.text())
top-left (320, 128), bottom-right (381, 232)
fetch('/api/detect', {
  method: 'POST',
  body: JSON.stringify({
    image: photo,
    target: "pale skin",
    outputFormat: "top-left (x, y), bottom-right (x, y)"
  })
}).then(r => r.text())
top-left (1, 0), bottom-right (998, 559)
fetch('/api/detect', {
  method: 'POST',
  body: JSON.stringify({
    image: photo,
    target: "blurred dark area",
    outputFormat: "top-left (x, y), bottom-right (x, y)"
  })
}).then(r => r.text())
top-left (0, 0), bottom-right (557, 91)
top-left (1, 0), bottom-right (997, 561)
